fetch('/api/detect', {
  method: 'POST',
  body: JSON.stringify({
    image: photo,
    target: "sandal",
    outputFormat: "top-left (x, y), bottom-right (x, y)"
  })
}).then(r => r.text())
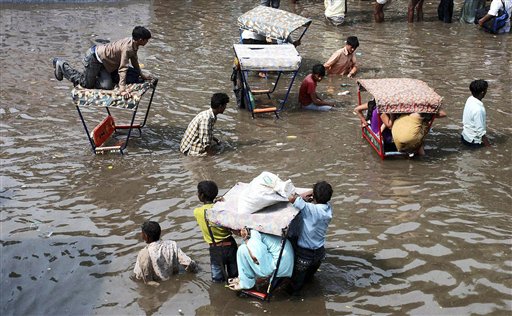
top-left (228, 277), bottom-right (239, 285)
top-left (228, 282), bottom-right (242, 291)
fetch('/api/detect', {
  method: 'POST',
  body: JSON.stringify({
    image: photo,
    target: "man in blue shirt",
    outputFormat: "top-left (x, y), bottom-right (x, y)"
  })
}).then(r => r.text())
top-left (288, 181), bottom-right (333, 296)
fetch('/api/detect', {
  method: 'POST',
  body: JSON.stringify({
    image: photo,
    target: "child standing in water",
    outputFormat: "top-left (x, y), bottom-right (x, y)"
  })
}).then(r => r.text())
top-left (461, 79), bottom-right (490, 147)
top-left (193, 180), bottom-right (238, 283)
top-left (324, 36), bottom-right (359, 77)
top-left (134, 220), bottom-right (197, 283)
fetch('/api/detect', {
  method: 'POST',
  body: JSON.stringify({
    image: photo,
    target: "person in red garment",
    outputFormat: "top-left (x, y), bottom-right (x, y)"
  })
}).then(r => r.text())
top-left (298, 64), bottom-right (335, 111)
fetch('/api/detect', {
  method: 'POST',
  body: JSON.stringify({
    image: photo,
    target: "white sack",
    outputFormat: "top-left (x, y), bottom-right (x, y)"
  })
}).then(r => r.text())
top-left (237, 172), bottom-right (296, 214)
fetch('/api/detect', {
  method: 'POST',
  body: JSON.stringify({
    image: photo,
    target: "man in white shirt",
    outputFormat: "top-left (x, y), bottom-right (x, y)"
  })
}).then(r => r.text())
top-left (461, 80), bottom-right (491, 147)
top-left (478, 0), bottom-right (512, 33)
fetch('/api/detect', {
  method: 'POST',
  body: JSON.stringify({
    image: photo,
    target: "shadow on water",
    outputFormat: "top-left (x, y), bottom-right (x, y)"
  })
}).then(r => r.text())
top-left (321, 249), bottom-right (408, 295)
top-left (130, 274), bottom-right (199, 316)
top-left (131, 282), bottom-right (179, 315)
top-left (2, 237), bottom-right (107, 315)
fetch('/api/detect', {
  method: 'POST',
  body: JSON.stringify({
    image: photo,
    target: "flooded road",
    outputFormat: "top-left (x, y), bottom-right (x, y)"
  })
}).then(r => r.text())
top-left (1, 0), bottom-right (511, 315)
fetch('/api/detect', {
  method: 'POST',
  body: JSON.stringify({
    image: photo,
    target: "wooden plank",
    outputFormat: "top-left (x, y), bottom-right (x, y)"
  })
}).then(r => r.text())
top-left (95, 145), bottom-right (121, 153)
top-left (253, 107), bottom-right (277, 113)
top-left (252, 89), bottom-right (271, 94)
top-left (115, 124), bottom-right (141, 130)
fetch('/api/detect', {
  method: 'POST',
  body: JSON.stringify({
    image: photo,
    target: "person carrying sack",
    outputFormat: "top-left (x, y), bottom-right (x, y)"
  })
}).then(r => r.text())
top-left (476, 0), bottom-right (512, 34)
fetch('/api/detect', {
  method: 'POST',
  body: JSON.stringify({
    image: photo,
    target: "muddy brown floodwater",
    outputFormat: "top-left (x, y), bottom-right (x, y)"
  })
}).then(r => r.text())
top-left (1, 0), bottom-right (511, 315)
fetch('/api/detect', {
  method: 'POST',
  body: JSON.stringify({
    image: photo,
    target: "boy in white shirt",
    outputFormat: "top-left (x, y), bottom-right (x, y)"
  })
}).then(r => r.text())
top-left (461, 80), bottom-right (491, 147)
top-left (134, 221), bottom-right (197, 283)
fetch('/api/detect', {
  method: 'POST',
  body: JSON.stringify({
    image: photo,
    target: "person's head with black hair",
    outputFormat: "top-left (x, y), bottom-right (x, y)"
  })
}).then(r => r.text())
top-left (197, 180), bottom-right (219, 204)
top-left (141, 220), bottom-right (161, 243)
top-left (313, 181), bottom-right (333, 204)
top-left (210, 92), bottom-right (229, 116)
top-left (346, 36), bottom-right (359, 50)
top-left (132, 26), bottom-right (152, 41)
top-left (312, 64), bottom-right (326, 77)
top-left (366, 99), bottom-right (377, 121)
top-left (132, 26), bottom-right (151, 48)
top-left (469, 79), bottom-right (488, 100)
top-left (311, 64), bottom-right (326, 83)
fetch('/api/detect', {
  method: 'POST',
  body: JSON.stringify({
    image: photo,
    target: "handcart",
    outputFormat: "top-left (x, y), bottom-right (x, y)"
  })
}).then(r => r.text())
top-left (232, 6), bottom-right (312, 117)
top-left (233, 44), bottom-right (301, 118)
top-left (71, 78), bottom-right (158, 154)
top-left (208, 182), bottom-right (308, 301)
top-left (357, 78), bottom-right (443, 159)
top-left (237, 5), bottom-right (312, 45)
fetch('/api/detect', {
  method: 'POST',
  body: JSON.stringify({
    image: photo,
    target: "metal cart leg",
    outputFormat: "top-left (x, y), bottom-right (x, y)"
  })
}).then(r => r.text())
top-left (76, 106), bottom-right (96, 153)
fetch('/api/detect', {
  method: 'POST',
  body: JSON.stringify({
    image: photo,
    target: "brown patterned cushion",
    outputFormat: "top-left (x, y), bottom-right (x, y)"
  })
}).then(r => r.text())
top-left (71, 80), bottom-right (155, 110)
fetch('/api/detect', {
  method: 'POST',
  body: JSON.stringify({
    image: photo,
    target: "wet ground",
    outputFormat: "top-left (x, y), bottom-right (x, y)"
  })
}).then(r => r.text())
top-left (1, 0), bottom-right (511, 315)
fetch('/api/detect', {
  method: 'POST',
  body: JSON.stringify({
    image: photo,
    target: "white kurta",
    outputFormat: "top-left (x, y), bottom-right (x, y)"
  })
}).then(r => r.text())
top-left (461, 96), bottom-right (487, 144)
top-left (134, 240), bottom-right (197, 282)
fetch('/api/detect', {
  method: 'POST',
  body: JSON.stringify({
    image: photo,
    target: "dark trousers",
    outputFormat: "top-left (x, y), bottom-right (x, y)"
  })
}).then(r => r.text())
top-left (208, 236), bottom-right (238, 283)
top-left (62, 46), bottom-right (108, 89)
top-left (62, 46), bottom-right (143, 89)
top-left (438, 0), bottom-right (454, 23)
top-left (290, 245), bottom-right (325, 294)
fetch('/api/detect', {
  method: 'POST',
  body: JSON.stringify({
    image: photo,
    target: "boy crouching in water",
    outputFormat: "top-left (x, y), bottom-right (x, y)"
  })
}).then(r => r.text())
top-left (288, 181), bottom-right (333, 295)
top-left (194, 180), bottom-right (238, 283)
top-left (134, 221), bottom-right (198, 283)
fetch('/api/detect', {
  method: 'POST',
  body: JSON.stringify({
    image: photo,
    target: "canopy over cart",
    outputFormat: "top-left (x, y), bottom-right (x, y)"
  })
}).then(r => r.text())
top-left (357, 78), bottom-right (442, 114)
top-left (233, 44), bottom-right (301, 118)
top-left (208, 182), bottom-right (305, 300)
top-left (357, 78), bottom-right (443, 159)
top-left (233, 6), bottom-right (311, 118)
top-left (237, 5), bottom-right (312, 43)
